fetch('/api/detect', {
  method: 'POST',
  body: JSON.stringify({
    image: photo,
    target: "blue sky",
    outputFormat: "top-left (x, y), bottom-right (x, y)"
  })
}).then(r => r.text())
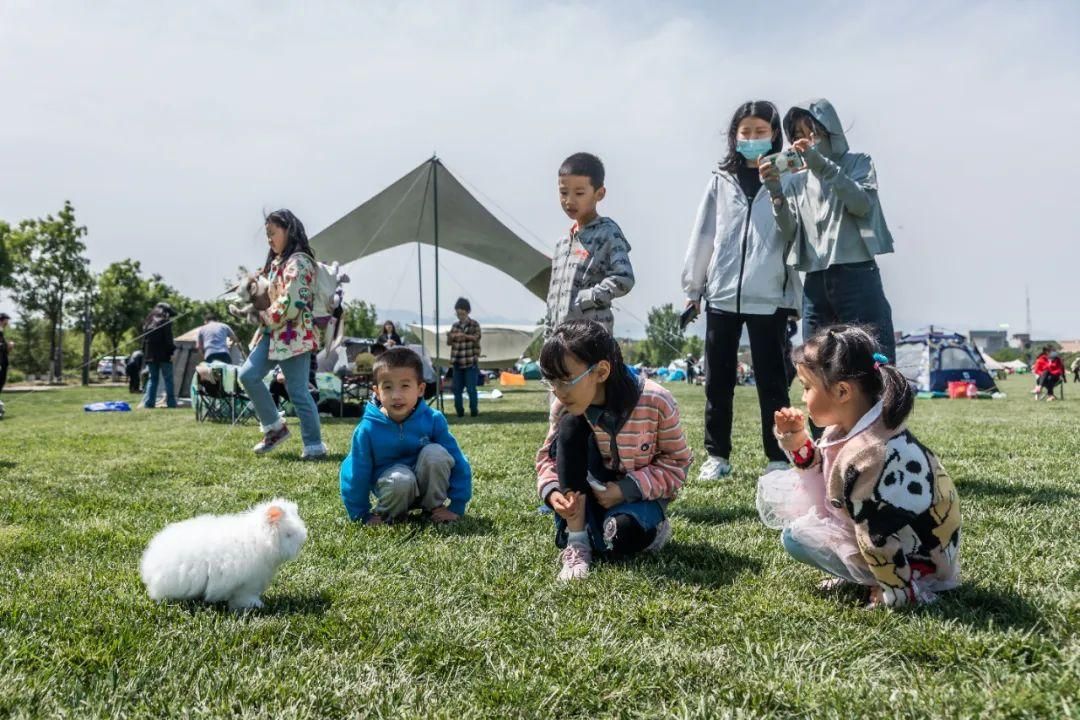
top-left (1, 1), bottom-right (1078, 339)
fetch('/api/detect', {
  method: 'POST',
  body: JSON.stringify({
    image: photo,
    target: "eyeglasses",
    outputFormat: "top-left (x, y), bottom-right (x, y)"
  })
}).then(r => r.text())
top-left (540, 364), bottom-right (597, 392)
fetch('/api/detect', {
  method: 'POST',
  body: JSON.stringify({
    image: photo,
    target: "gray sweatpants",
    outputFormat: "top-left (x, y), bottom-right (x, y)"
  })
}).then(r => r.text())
top-left (373, 443), bottom-right (455, 519)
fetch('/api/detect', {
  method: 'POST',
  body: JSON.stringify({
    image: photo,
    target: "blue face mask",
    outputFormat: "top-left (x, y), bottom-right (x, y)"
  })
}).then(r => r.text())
top-left (736, 138), bottom-right (773, 160)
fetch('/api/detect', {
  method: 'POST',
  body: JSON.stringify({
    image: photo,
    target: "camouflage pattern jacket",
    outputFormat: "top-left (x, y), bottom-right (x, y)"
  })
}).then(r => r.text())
top-left (545, 216), bottom-right (634, 336)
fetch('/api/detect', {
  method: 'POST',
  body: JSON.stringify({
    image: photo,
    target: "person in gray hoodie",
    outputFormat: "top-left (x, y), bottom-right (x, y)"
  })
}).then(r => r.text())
top-left (781, 98), bottom-right (896, 363)
top-left (682, 101), bottom-right (802, 480)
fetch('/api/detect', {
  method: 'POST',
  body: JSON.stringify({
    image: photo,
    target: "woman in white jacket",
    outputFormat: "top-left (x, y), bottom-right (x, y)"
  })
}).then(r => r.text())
top-left (681, 100), bottom-right (801, 480)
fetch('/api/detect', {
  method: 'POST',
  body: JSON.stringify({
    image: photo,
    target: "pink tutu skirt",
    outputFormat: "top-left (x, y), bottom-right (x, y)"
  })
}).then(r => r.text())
top-left (756, 468), bottom-right (877, 586)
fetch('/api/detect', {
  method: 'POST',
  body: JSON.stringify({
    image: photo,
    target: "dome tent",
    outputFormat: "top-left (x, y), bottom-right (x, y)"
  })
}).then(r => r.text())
top-left (894, 330), bottom-right (999, 394)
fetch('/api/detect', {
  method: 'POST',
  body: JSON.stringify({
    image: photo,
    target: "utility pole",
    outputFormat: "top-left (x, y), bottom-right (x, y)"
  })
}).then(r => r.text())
top-left (81, 292), bottom-right (92, 386)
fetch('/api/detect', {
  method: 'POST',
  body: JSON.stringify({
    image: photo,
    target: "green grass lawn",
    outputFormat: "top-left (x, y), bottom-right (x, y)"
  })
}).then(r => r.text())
top-left (0, 374), bottom-right (1077, 718)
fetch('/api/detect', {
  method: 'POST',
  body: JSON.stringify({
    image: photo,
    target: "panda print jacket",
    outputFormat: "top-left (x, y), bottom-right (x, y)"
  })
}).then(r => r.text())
top-left (791, 401), bottom-right (962, 606)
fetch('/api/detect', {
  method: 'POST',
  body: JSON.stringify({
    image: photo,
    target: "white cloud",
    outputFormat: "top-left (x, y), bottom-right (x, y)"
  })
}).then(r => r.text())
top-left (1, 1), bottom-right (1077, 338)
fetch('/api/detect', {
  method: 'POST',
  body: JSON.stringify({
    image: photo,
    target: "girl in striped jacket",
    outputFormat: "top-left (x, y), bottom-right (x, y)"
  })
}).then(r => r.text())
top-left (535, 320), bottom-right (692, 582)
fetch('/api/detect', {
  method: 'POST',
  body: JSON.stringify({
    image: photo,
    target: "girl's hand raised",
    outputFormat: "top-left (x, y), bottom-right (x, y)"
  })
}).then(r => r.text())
top-left (758, 159), bottom-right (781, 185)
top-left (791, 138), bottom-right (813, 154)
top-left (774, 407), bottom-right (806, 436)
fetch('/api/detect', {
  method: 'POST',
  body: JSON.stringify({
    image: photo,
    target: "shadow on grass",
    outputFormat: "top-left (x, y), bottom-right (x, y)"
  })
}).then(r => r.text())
top-left (263, 592), bottom-right (333, 616)
top-left (263, 452), bottom-right (349, 464)
top-left (173, 592), bottom-right (332, 616)
top-left (669, 505), bottom-right (759, 525)
top-left (387, 512), bottom-right (496, 538)
top-left (923, 583), bottom-right (1046, 632)
top-left (447, 410), bottom-right (550, 426)
top-left (0, 460), bottom-right (16, 470)
top-left (959, 478), bottom-right (1080, 504)
top-left (630, 541), bottom-right (762, 589)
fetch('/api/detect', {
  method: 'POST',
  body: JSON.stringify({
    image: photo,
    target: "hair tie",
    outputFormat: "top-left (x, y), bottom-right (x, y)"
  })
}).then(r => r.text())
top-left (873, 352), bottom-right (889, 369)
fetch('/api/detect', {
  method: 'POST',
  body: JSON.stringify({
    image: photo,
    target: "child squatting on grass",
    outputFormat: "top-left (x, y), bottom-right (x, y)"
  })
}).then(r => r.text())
top-left (339, 347), bottom-right (472, 525)
top-left (536, 320), bottom-right (692, 582)
top-left (757, 325), bottom-right (962, 608)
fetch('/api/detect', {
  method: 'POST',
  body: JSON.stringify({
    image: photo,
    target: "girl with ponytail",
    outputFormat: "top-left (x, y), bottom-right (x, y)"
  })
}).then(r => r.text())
top-left (757, 324), bottom-right (962, 608)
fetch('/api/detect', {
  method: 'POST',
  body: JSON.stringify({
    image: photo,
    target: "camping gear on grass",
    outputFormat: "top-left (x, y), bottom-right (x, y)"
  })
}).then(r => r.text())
top-left (895, 331), bottom-right (999, 394)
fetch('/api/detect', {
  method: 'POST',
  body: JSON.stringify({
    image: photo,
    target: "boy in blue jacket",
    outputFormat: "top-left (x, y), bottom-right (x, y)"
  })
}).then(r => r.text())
top-left (340, 347), bottom-right (472, 524)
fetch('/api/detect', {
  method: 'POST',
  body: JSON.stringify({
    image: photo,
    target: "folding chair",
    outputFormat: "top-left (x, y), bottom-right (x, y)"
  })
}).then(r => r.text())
top-left (194, 365), bottom-right (231, 423)
top-left (339, 372), bottom-right (373, 417)
top-left (193, 363), bottom-right (257, 424)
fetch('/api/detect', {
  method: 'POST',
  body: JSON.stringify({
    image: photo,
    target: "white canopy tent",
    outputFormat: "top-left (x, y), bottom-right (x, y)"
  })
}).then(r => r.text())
top-left (408, 323), bottom-right (542, 369)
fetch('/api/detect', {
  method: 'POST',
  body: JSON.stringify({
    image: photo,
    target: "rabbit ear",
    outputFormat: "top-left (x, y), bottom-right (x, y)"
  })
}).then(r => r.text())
top-left (266, 506), bottom-right (284, 525)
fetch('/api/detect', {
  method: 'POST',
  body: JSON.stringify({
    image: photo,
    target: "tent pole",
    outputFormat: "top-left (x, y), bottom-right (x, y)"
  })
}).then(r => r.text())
top-left (433, 156), bottom-right (444, 412)
top-left (416, 162), bottom-right (431, 357)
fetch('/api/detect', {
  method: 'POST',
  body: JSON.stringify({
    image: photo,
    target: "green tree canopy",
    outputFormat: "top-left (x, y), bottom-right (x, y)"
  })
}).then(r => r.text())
top-left (644, 303), bottom-right (685, 367)
top-left (8, 201), bottom-right (91, 382)
top-left (94, 260), bottom-right (151, 375)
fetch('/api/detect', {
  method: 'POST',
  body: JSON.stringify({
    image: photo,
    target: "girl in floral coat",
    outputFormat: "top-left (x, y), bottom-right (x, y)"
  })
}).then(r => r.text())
top-left (238, 209), bottom-right (326, 458)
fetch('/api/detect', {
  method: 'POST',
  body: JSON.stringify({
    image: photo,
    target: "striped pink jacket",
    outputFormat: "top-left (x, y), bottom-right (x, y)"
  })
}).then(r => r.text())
top-left (536, 378), bottom-right (692, 502)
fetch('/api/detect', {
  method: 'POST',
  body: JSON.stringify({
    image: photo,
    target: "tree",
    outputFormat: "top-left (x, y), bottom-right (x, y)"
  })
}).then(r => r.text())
top-left (95, 260), bottom-right (151, 379)
top-left (8, 202), bottom-right (92, 382)
top-left (683, 334), bottom-right (704, 360)
top-left (0, 220), bottom-right (13, 290)
top-left (644, 303), bottom-right (685, 367)
top-left (342, 300), bottom-right (379, 339)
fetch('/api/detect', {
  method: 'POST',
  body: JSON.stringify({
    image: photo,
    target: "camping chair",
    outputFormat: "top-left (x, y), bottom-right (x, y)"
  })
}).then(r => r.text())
top-left (339, 372), bottom-right (373, 417)
top-left (194, 365), bottom-right (231, 423)
top-left (193, 363), bottom-right (257, 425)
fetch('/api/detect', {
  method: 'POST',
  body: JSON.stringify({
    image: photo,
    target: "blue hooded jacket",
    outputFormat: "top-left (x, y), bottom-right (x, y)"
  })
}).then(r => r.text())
top-left (339, 400), bottom-right (472, 521)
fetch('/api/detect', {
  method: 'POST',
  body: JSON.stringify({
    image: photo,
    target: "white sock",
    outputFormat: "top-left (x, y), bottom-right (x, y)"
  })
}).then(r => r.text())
top-left (567, 530), bottom-right (589, 549)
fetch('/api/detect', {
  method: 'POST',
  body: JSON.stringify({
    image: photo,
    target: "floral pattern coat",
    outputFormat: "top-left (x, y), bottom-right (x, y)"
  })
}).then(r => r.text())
top-left (251, 253), bottom-right (319, 361)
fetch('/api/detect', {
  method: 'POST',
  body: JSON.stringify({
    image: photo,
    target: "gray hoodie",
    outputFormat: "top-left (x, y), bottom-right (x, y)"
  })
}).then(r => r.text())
top-left (782, 98), bottom-right (894, 272)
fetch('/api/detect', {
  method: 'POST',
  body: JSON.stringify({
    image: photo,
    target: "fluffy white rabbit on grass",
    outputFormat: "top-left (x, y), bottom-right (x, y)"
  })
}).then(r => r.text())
top-left (140, 498), bottom-right (307, 610)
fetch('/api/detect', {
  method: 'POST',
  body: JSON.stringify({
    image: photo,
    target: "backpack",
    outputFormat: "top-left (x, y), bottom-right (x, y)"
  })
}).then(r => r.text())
top-left (311, 260), bottom-right (350, 319)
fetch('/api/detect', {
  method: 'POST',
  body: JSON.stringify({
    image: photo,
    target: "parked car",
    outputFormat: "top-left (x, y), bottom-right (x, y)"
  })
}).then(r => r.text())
top-left (97, 356), bottom-right (128, 379)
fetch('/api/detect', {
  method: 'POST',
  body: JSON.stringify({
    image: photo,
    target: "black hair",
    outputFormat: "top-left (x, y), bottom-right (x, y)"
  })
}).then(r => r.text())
top-left (454, 297), bottom-right (471, 313)
top-left (142, 303), bottom-right (173, 332)
top-left (539, 320), bottom-right (638, 417)
top-left (203, 310), bottom-right (218, 323)
top-left (792, 324), bottom-right (914, 430)
top-left (558, 152), bottom-right (605, 190)
top-left (263, 209), bottom-right (316, 276)
top-left (718, 100), bottom-right (783, 175)
top-left (372, 346), bottom-right (424, 384)
top-left (382, 320), bottom-right (396, 332)
top-left (782, 107), bottom-right (830, 145)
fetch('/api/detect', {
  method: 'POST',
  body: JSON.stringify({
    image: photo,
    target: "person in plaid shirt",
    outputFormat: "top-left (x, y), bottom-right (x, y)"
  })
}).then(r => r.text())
top-left (448, 297), bottom-right (482, 417)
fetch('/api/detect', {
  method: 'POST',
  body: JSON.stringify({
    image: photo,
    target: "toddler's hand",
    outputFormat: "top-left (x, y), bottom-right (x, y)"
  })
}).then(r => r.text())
top-left (594, 482), bottom-right (624, 509)
top-left (430, 506), bottom-right (459, 524)
top-left (549, 490), bottom-right (571, 514)
top-left (774, 407), bottom-right (805, 435)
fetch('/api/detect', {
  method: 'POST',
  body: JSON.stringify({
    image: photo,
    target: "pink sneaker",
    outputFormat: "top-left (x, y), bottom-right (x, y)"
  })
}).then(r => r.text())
top-left (253, 425), bottom-right (290, 454)
top-left (557, 544), bottom-right (592, 582)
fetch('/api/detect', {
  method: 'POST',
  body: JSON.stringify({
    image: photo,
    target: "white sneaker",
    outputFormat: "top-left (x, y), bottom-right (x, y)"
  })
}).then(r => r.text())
top-left (698, 455), bottom-right (733, 480)
top-left (762, 460), bottom-right (790, 474)
top-left (646, 519), bottom-right (672, 552)
top-left (557, 544), bottom-right (592, 582)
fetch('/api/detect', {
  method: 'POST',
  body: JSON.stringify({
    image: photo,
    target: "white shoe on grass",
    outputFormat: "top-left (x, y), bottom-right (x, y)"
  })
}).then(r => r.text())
top-left (557, 544), bottom-right (591, 582)
top-left (698, 456), bottom-right (732, 480)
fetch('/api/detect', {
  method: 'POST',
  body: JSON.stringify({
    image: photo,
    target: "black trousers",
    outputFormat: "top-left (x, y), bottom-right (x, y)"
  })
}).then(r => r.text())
top-left (1040, 372), bottom-right (1061, 397)
top-left (0, 361), bottom-right (7, 395)
top-left (554, 414), bottom-right (656, 558)
top-left (704, 309), bottom-right (790, 463)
